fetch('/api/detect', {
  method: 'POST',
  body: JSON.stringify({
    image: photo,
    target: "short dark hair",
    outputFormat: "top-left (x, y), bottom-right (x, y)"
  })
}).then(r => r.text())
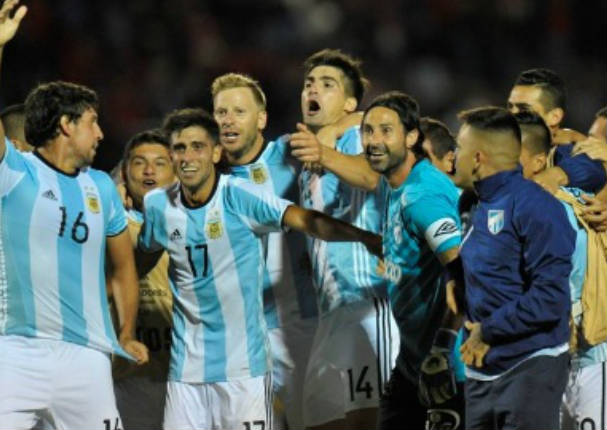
top-left (514, 111), bottom-right (552, 155)
top-left (363, 91), bottom-right (425, 159)
top-left (596, 106), bottom-right (607, 119)
top-left (420, 117), bottom-right (455, 159)
top-left (0, 103), bottom-right (25, 141)
top-left (123, 128), bottom-right (170, 161)
top-left (458, 106), bottom-right (521, 144)
top-left (24, 81), bottom-right (99, 148)
top-left (514, 68), bottom-right (566, 112)
top-left (162, 108), bottom-right (219, 143)
top-left (303, 49), bottom-right (369, 105)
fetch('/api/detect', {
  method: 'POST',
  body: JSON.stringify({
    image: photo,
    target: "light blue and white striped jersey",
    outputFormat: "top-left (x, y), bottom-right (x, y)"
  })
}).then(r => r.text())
top-left (378, 159), bottom-right (462, 382)
top-left (299, 126), bottom-right (387, 314)
top-left (228, 136), bottom-right (317, 329)
top-left (0, 139), bottom-right (129, 358)
top-left (560, 187), bottom-right (607, 368)
top-left (138, 174), bottom-right (291, 383)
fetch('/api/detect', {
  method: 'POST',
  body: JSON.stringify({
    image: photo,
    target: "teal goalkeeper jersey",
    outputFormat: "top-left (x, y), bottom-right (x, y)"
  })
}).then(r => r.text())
top-left (0, 139), bottom-right (129, 358)
top-left (228, 136), bottom-right (317, 329)
top-left (138, 174), bottom-right (291, 383)
top-left (378, 159), bottom-right (462, 382)
top-left (299, 126), bottom-right (387, 314)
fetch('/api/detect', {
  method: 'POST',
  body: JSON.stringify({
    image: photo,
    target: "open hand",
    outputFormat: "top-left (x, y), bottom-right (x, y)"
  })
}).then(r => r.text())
top-left (0, 0), bottom-right (27, 47)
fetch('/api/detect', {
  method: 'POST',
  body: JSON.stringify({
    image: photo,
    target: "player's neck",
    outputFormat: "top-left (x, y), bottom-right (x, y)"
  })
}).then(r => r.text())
top-left (181, 169), bottom-right (218, 207)
top-left (37, 142), bottom-right (80, 175)
top-left (386, 151), bottom-right (417, 189)
top-left (227, 134), bottom-right (265, 166)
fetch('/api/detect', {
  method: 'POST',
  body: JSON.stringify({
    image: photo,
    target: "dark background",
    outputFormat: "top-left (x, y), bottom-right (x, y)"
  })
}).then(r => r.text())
top-left (2, 0), bottom-right (605, 171)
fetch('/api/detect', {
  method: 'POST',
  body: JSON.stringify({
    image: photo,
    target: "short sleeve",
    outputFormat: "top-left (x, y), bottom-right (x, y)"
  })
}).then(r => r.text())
top-left (225, 178), bottom-right (292, 234)
top-left (105, 181), bottom-right (128, 236)
top-left (137, 192), bottom-right (165, 253)
top-left (0, 138), bottom-right (28, 197)
top-left (406, 196), bottom-right (461, 254)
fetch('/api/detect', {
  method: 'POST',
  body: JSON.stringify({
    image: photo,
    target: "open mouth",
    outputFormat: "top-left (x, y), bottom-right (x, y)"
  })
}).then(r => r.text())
top-left (307, 100), bottom-right (321, 116)
top-left (366, 146), bottom-right (386, 162)
top-left (222, 131), bottom-right (240, 144)
top-left (142, 179), bottom-right (157, 188)
top-left (180, 166), bottom-right (198, 175)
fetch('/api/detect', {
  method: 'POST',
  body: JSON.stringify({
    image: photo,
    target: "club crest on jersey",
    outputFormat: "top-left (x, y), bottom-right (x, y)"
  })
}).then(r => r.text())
top-left (487, 210), bottom-right (504, 235)
top-left (206, 220), bottom-right (223, 239)
top-left (250, 164), bottom-right (268, 184)
top-left (86, 192), bottom-right (100, 214)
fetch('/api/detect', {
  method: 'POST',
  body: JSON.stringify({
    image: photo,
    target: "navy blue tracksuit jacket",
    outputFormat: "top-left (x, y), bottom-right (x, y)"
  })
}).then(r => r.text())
top-left (460, 168), bottom-right (575, 376)
top-left (555, 143), bottom-right (606, 193)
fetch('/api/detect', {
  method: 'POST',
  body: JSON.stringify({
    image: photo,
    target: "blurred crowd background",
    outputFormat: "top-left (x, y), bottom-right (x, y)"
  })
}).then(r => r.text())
top-left (2, 0), bottom-right (605, 171)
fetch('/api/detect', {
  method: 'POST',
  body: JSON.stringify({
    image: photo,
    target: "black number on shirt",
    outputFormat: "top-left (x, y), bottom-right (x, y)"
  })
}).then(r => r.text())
top-left (347, 366), bottom-right (373, 401)
top-left (58, 207), bottom-right (89, 244)
top-left (580, 418), bottom-right (596, 430)
top-left (103, 418), bottom-right (122, 430)
top-left (243, 420), bottom-right (265, 430)
top-left (186, 244), bottom-right (208, 277)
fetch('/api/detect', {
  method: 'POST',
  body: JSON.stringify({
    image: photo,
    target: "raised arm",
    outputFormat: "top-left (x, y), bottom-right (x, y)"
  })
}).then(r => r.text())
top-left (290, 122), bottom-right (380, 191)
top-left (282, 204), bottom-right (382, 257)
top-left (0, 0), bottom-right (27, 159)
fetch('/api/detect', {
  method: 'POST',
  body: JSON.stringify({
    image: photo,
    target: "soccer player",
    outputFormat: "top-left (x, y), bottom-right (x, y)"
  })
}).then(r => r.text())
top-left (516, 110), bottom-right (607, 430)
top-left (507, 68), bottom-right (606, 193)
top-left (135, 108), bottom-right (381, 430)
top-left (356, 91), bottom-right (463, 430)
top-left (111, 129), bottom-right (175, 430)
top-left (290, 49), bottom-right (399, 430)
top-left (0, 2), bottom-right (148, 428)
top-left (0, 103), bottom-right (32, 151)
top-left (211, 73), bottom-right (317, 430)
top-left (420, 117), bottom-right (456, 176)
top-left (453, 106), bottom-right (574, 430)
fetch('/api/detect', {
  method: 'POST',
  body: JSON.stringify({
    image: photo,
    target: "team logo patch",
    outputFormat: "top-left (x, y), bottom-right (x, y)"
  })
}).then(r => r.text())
top-left (206, 220), bottom-right (223, 239)
top-left (86, 192), bottom-right (100, 213)
top-left (487, 210), bottom-right (504, 235)
top-left (250, 164), bottom-right (268, 184)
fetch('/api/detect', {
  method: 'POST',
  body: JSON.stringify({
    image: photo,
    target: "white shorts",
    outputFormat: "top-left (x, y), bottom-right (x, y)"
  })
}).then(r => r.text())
top-left (114, 376), bottom-right (167, 430)
top-left (163, 373), bottom-right (273, 430)
top-left (268, 317), bottom-right (317, 430)
top-left (561, 360), bottom-right (606, 430)
top-left (302, 298), bottom-right (399, 427)
top-left (0, 335), bottom-right (121, 430)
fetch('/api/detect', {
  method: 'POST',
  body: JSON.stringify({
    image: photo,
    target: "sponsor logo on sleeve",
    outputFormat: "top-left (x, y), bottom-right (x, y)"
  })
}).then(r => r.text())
top-left (425, 218), bottom-right (461, 252)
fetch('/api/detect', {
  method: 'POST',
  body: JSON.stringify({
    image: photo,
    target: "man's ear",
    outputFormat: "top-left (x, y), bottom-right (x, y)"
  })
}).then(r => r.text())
top-left (532, 153), bottom-right (548, 176)
top-left (257, 110), bottom-right (268, 131)
top-left (344, 96), bottom-right (357, 114)
top-left (405, 129), bottom-right (419, 149)
top-left (212, 143), bottom-right (223, 163)
top-left (58, 114), bottom-right (73, 137)
top-left (545, 107), bottom-right (564, 129)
